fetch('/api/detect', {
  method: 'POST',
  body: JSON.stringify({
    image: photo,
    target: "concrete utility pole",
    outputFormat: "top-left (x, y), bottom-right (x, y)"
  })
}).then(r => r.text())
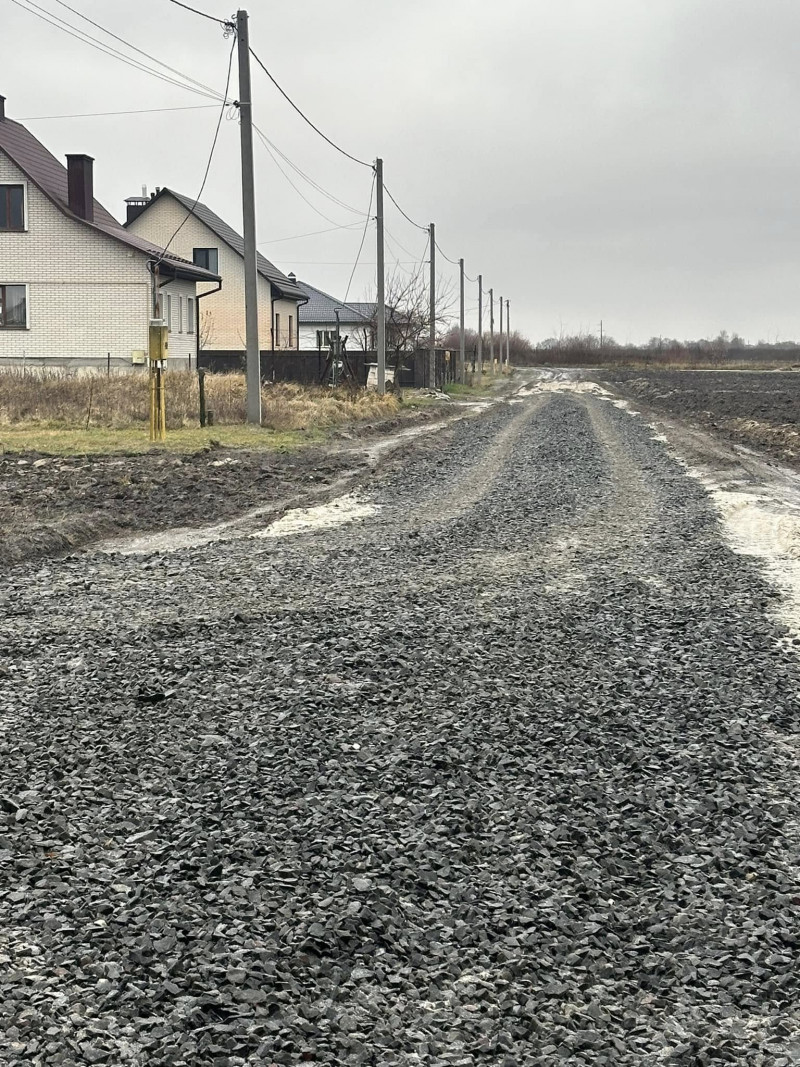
top-left (458, 258), bottom-right (465, 384)
top-left (499, 295), bottom-right (503, 373)
top-left (489, 287), bottom-right (494, 377)
top-left (477, 275), bottom-right (483, 382)
top-left (237, 10), bottom-right (261, 425)
top-left (506, 299), bottom-right (510, 368)
top-left (375, 158), bottom-right (386, 394)
top-left (429, 222), bottom-right (436, 390)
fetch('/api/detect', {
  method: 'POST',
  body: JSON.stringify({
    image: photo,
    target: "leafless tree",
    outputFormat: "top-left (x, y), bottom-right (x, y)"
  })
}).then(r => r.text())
top-left (199, 309), bottom-right (216, 351)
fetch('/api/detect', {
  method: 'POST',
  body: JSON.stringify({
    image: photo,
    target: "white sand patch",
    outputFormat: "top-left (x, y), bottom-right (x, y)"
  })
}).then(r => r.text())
top-left (253, 493), bottom-right (378, 539)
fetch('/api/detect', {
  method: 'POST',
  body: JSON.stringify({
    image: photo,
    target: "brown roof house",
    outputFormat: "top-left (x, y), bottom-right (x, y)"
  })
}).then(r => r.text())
top-left (124, 187), bottom-right (306, 354)
top-left (0, 94), bottom-right (220, 369)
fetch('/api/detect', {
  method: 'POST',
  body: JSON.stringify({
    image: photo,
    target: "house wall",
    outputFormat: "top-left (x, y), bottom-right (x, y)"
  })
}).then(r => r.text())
top-left (0, 151), bottom-right (154, 366)
top-left (159, 277), bottom-right (199, 365)
top-left (299, 321), bottom-right (371, 351)
top-left (128, 195), bottom-right (282, 351)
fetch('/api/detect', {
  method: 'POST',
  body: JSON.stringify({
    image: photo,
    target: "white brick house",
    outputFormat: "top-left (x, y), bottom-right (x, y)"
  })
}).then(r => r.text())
top-left (125, 188), bottom-right (306, 354)
top-left (0, 95), bottom-right (220, 370)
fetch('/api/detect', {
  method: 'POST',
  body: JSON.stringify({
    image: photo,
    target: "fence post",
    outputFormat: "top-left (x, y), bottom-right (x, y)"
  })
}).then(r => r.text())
top-left (198, 368), bottom-right (207, 428)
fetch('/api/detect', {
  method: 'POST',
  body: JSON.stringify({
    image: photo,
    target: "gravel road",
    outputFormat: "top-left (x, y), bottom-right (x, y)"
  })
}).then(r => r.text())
top-left (1, 383), bottom-right (799, 1065)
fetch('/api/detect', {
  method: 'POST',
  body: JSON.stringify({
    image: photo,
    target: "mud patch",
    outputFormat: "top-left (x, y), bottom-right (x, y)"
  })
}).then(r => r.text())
top-left (253, 493), bottom-right (379, 539)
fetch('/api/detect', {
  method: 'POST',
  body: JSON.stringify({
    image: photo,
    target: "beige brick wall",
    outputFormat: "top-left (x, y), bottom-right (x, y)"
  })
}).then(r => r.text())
top-left (0, 151), bottom-right (154, 363)
top-left (127, 193), bottom-right (298, 351)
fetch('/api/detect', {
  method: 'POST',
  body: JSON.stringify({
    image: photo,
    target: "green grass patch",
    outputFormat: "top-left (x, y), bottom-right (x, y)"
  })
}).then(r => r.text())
top-left (0, 424), bottom-right (322, 456)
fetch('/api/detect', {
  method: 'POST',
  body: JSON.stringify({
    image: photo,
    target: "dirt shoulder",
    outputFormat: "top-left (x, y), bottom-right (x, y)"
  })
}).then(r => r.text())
top-left (0, 401), bottom-right (475, 568)
top-left (597, 368), bottom-right (800, 469)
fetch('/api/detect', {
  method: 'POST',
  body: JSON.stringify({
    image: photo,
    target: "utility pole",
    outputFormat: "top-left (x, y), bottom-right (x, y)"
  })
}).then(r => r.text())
top-left (237, 9), bottom-right (261, 425)
top-left (429, 222), bottom-right (436, 390)
top-left (477, 274), bottom-right (483, 382)
top-left (458, 258), bottom-right (465, 385)
top-left (375, 158), bottom-right (386, 394)
top-left (489, 287), bottom-right (494, 377)
top-left (506, 299), bottom-right (511, 368)
top-left (499, 295), bottom-right (503, 374)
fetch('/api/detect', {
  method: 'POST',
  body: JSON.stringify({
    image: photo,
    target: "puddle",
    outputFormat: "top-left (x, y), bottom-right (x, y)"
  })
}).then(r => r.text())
top-left (252, 493), bottom-right (379, 539)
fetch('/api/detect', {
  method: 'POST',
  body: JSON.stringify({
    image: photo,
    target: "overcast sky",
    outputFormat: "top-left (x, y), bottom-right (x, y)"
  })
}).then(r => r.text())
top-left (4, 0), bottom-right (800, 344)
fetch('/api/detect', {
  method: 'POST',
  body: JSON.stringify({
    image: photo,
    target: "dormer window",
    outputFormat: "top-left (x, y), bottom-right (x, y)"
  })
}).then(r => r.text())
top-left (0, 184), bottom-right (25, 231)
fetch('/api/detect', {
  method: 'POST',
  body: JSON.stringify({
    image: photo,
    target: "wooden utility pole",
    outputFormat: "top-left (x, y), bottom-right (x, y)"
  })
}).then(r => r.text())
top-left (429, 223), bottom-right (436, 389)
top-left (236, 10), bottom-right (261, 425)
top-left (458, 258), bottom-right (465, 384)
top-left (489, 287), bottom-right (494, 377)
top-left (375, 158), bottom-right (386, 394)
top-left (477, 275), bottom-right (483, 382)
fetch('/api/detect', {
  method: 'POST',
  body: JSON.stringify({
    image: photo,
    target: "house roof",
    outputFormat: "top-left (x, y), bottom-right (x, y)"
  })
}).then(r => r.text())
top-left (294, 279), bottom-right (375, 325)
top-left (0, 114), bottom-right (220, 283)
top-left (134, 188), bottom-right (306, 302)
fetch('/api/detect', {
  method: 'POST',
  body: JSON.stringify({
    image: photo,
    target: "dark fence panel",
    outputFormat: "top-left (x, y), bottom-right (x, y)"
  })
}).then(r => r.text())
top-left (198, 349), bottom-right (457, 389)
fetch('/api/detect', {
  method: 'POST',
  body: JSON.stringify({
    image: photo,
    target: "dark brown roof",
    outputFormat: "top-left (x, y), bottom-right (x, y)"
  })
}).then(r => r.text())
top-left (0, 115), bottom-right (220, 283)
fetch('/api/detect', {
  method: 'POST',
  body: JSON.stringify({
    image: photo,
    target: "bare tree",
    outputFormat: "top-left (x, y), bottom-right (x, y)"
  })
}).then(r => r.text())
top-left (353, 267), bottom-right (457, 376)
top-left (199, 309), bottom-right (216, 351)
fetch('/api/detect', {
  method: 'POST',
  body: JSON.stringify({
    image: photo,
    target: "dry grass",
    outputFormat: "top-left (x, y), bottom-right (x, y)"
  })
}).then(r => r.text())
top-left (0, 368), bottom-right (399, 433)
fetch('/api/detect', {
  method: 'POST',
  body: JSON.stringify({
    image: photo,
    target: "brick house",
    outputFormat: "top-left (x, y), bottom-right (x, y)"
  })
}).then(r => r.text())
top-left (0, 95), bottom-right (220, 370)
top-left (124, 188), bottom-right (306, 355)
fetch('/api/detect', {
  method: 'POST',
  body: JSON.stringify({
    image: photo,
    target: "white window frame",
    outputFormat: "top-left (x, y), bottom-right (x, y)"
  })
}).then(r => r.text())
top-left (187, 297), bottom-right (195, 334)
top-left (178, 295), bottom-right (183, 333)
top-left (0, 182), bottom-right (28, 232)
top-left (0, 282), bottom-right (29, 329)
top-left (165, 294), bottom-right (172, 332)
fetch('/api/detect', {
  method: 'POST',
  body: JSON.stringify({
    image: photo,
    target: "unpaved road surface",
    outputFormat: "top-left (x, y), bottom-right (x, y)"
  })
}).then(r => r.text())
top-left (2, 379), bottom-right (799, 1065)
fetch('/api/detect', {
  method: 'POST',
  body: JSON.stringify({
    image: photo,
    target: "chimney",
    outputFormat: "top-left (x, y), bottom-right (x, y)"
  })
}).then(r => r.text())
top-left (124, 195), bottom-right (149, 225)
top-left (66, 154), bottom-right (94, 222)
top-left (288, 272), bottom-right (297, 283)
top-left (0, 96), bottom-right (5, 121)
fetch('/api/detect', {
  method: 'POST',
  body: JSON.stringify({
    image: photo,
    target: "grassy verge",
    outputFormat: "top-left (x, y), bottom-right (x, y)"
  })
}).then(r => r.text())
top-left (0, 370), bottom-right (402, 455)
top-left (0, 424), bottom-right (321, 456)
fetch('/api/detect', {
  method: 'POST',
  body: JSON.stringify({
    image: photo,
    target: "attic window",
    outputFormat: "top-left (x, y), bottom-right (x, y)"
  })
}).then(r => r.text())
top-left (0, 185), bottom-right (25, 231)
top-left (193, 248), bottom-right (218, 275)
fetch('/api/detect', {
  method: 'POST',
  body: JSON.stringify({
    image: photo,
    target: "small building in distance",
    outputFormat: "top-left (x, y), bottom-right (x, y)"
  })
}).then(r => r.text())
top-left (292, 276), bottom-right (376, 351)
top-left (0, 95), bottom-right (219, 370)
top-left (125, 188), bottom-right (306, 356)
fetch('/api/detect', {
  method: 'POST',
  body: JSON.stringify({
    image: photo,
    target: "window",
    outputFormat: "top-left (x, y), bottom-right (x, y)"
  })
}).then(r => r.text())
top-left (165, 294), bottom-right (172, 332)
top-left (288, 314), bottom-right (294, 348)
top-left (192, 248), bottom-right (218, 274)
top-left (187, 297), bottom-right (195, 334)
top-left (274, 312), bottom-right (281, 347)
top-left (0, 185), bottom-right (25, 231)
top-left (178, 295), bottom-right (183, 333)
top-left (0, 285), bottom-right (27, 327)
top-left (316, 329), bottom-right (337, 348)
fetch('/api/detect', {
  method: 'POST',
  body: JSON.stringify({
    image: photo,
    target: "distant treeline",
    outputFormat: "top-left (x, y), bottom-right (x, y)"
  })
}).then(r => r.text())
top-left (519, 331), bottom-right (800, 367)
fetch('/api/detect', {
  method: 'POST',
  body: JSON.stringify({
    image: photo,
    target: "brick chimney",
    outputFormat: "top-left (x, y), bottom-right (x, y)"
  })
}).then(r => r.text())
top-left (0, 96), bottom-right (6, 121)
top-left (66, 154), bottom-right (94, 222)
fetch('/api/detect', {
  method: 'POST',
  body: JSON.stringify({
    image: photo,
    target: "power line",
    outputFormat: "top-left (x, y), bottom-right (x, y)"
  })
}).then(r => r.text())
top-left (158, 34), bottom-right (236, 263)
top-left (254, 127), bottom-right (369, 217)
top-left (51, 0), bottom-right (228, 100)
top-left (435, 239), bottom-right (460, 267)
top-left (249, 46), bottom-right (371, 169)
top-left (259, 222), bottom-right (364, 245)
top-left (253, 125), bottom-right (356, 228)
top-left (383, 183), bottom-right (428, 232)
top-left (19, 104), bottom-right (220, 120)
top-left (8, 0), bottom-right (222, 101)
top-left (167, 0), bottom-right (231, 25)
top-left (344, 171), bottom-right (376, 304)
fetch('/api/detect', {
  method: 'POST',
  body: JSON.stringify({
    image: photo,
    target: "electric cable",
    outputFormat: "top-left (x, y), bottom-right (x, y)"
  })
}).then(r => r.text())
top-left (51, 0), bottom-right (229, 100)
top-left (167, 0), bottom-right (230, 25)
top-left (9, 0), bottom-right (223, 101)
top-left (343, 171), bottom-right (376, 304)
top-left (19, 104), bottom-right (220, 120)
top-left (383, 183), bottom-right (428, 232)
top-left (249, 46), bottom-right (371, 169)
top-left (259, 222), bottom-right (364, 245)
top-left (253, 126), bottom-right (353, 228)
top-left (157, 33), bottom-right (236, 264)
top-left (254, 127), bottom-right (369, 217)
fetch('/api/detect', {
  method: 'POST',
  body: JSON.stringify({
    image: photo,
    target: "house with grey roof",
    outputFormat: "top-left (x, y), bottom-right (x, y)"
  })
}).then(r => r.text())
top-left (0, 94), bottom-right (219, 369)
top-left (292, 276), bottom-right (376, 350)
top-left (125, 188), bottom-right (305, 354)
